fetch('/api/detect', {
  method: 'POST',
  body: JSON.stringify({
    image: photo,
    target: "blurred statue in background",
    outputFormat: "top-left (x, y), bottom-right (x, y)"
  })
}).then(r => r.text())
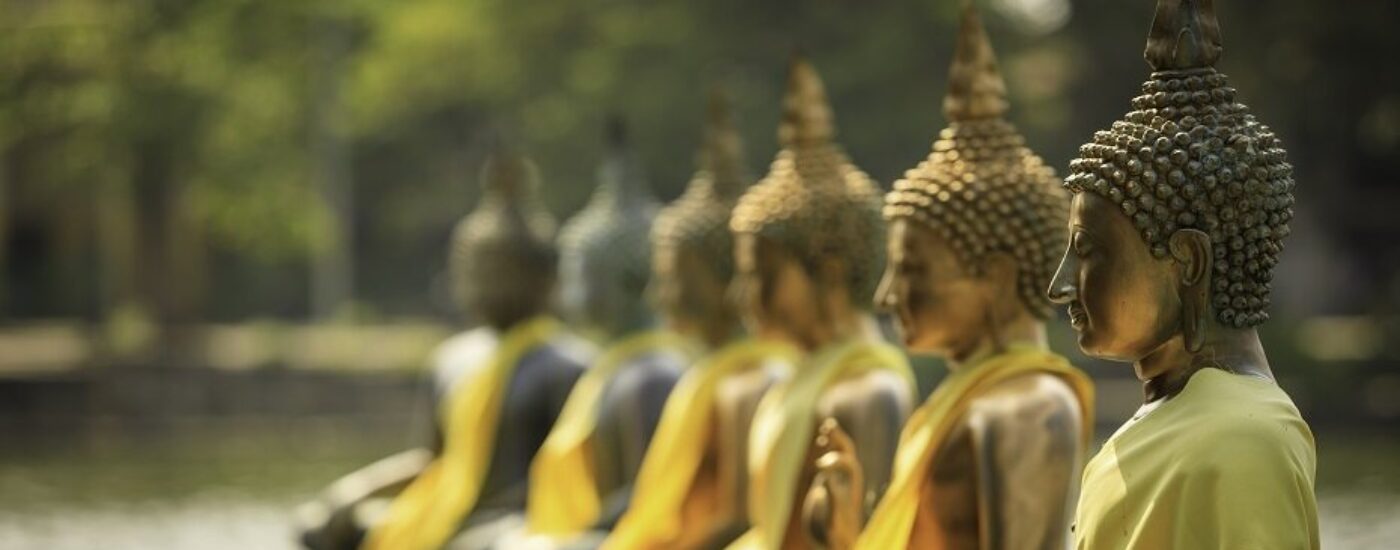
top-left (517, 118), bottom-right (694, 547)
top-left (296, 142), bottom-right (592, 550)
top-left (602, 89), bottom-right (799, 550)
top-left (1047, 0), bottom-right (1318, 547)
top-left (724, 57), bottom-right (915, 550)
top-left (803, 5), bottom-right (1094, 548)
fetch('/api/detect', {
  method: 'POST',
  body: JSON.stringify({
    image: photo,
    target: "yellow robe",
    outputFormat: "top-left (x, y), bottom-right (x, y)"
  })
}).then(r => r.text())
top-left (728, 339), bottom-right (915, 550)
top-left (855, 346), bottom-right (1095, 550)
top-left (602, 339), bottom-right (800, 550)
top-left (526, 330), bottom-right (695, 536)
top-left (1073, 367), bottom-right (1319, 550)
top-left (363, 316), bottom-right (563, 550)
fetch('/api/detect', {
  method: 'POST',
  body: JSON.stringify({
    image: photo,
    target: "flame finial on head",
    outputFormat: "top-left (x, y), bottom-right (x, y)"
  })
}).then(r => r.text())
top-left (778, 56), bottom-right (836, 147)
top-left (944, 1), bottom-right (1009, 122)
top-left (1144, 0), bottom-right (1223, 72)
top-left (702, 87), bottom-right (750, 200)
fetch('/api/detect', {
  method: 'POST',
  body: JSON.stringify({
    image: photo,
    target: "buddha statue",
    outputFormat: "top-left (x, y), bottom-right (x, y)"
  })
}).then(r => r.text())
top-left (801, 5), bottom-right (1095, 549)
top-left (519, 118), bottom-right (694, 547)
top-left (602, 89), bottom-right (800, 550)
top-left (1046, 0), bottom-right (1319, 547)
top-left (723, 57), bottom-right (916, 550)
top-left (296, 143), bottom-right (593, 550)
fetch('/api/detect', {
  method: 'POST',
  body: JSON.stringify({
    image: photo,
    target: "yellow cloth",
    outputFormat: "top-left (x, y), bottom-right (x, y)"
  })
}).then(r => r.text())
top-left (728, 339), bottom-right (915, 550)
top-left (526, 330), bottom-right (695, 536)
top-left (362, 316), bottom-right (563, 550)
top-left (854, 346), bottom-right (1095, 550)
top-left (602, 339), bottom-right (800, 550)
top-left (1073, 367), bottom-right (1318, 550)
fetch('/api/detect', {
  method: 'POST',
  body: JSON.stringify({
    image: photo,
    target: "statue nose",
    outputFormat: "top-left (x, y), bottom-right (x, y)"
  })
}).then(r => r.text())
top-left (1046, 273), bottom-right (1077, 305)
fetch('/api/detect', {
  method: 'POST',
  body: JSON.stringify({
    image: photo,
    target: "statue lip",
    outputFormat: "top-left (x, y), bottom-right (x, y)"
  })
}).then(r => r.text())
top-left (1067, 304), bottom-right (1088, 330)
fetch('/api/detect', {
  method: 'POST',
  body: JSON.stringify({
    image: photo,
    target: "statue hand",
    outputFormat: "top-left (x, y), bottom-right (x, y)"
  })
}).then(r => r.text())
top-left (803, 418), bottom-right (864, 550)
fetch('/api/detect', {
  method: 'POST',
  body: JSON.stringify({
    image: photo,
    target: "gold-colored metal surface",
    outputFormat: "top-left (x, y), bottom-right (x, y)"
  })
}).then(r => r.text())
top-left (1046, 2), bottom-right (1316, 547)
top-left (652, 88), bottom-right (751, 349)
top-left (804, 4), bottom-right (1085, 549)
top-left (729, 57), bottom-right (887, 326)
top-left (730, 57), bottom-right (910, 550)
top-left (1055, 0), bottom-right (1293, 331)
top-left (1045, 0), bottom-right (1289, 414)
top-left (450, 143), bottom-right (559, 330)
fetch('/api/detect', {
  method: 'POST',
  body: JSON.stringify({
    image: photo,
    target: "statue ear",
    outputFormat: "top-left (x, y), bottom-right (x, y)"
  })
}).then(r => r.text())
top-left (1168, 229), bottom-right (1211, 352)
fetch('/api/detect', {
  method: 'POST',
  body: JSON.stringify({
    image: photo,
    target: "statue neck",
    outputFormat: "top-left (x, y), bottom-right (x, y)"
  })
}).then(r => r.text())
top-left (1136, 326), bottom-right (1273, 403)
top-left (801, 310), bottom-right (879, 355)
top-left (948, 308), bottom-right (1047, 371)
top-left (699, 318), bottom-right (743, 351)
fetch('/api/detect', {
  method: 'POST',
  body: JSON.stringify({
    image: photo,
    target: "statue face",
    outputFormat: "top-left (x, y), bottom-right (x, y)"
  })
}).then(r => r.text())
top-left (651, 245), bottom-right (734, 345)
top-left (876, 219), bottom-right (1002, 358)
top-left (732, 233), bottom-right (823, 348)
top-left (1049, 193), bottom-right (1183, 361)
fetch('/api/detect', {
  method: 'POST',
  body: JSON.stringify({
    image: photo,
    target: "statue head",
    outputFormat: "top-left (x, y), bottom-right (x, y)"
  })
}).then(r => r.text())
top-left (1047, 0), bottom-right (1295, 362)
top-left (558, 117), bottom-right (662, 341)
top-left (729, 57), bottom-right (886, 350)
top-left (651, 88), bottom-right (752, 348)
top-left (876, 3), bottom-right (1068, 359)
top-left (449, 142), bottom-right (558, 330)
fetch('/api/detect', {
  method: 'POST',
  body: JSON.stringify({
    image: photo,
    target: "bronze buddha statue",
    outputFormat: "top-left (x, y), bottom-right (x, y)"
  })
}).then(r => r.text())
top-left (1047, 0), bottom-right (1318, 547)
top-left (296, 144), bottom-right (592, 550)
top-left (724, 57), bottom-right (915, 550)
top-left (602, 88), bottom-right (799, 550)
top-left (802, 5), bottom-right (1095, 549)
top-left (520, 118), bottom-right (693, 546)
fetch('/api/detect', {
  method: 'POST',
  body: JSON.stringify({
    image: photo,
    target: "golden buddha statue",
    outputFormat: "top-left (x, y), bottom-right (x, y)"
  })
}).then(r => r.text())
top-left (602, 88), bottom-right (801, 550)
top-left (723, 57), bottom-right (916, 550)
top-left (1046, 0), bottom-right (1318, 547)
top-left (296, 143), bottom-right (593, 550)
top-left (519, 118), bottom-right (695, 546)
top-left (801, 5), bottom-right (1095, 549)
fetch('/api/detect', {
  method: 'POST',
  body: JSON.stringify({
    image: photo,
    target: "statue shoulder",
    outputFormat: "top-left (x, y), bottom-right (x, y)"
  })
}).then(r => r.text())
top-left (603, 348), bottom-right (687, 398)
top-left (429, 327), bottom-right (500, 393)
top-left (965, 371), bottom-right (1084, 440)
top-left (822, 368), bottom-right (914, 421)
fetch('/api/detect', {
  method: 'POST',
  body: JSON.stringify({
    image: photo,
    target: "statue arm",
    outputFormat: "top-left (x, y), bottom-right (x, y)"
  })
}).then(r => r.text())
top-left (804, 372), bottom-right (914, 549)
top-left (592, 363), bottom-right (680, 530)
top-left (969, 374), bottom-right (1083, 550)
top-left (846, 376), bottom-right (913, 508)
top-left (296, 448), bottom-right (434, 549)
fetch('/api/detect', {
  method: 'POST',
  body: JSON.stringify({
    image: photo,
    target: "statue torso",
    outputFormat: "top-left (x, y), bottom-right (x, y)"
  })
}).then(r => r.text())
top-left (911, 372), bottom-right (1083, 550)
top-left (782, 368), bottom-right (912, 550)
top-left (431, 330), bottom-right (592, 517)
top-left (592, 348), bottom-right (688, 501)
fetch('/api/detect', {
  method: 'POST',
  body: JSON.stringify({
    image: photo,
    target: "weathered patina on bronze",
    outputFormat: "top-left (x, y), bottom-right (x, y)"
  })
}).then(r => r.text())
top-left (1049, 0), bottom-right (1318, 548)
top-left (803, 4), bottom-right (1087, 548)
top-left (1048, 0), bottom-right (1293, 391)
top-left (729, 56), bottom-right (912, 550)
